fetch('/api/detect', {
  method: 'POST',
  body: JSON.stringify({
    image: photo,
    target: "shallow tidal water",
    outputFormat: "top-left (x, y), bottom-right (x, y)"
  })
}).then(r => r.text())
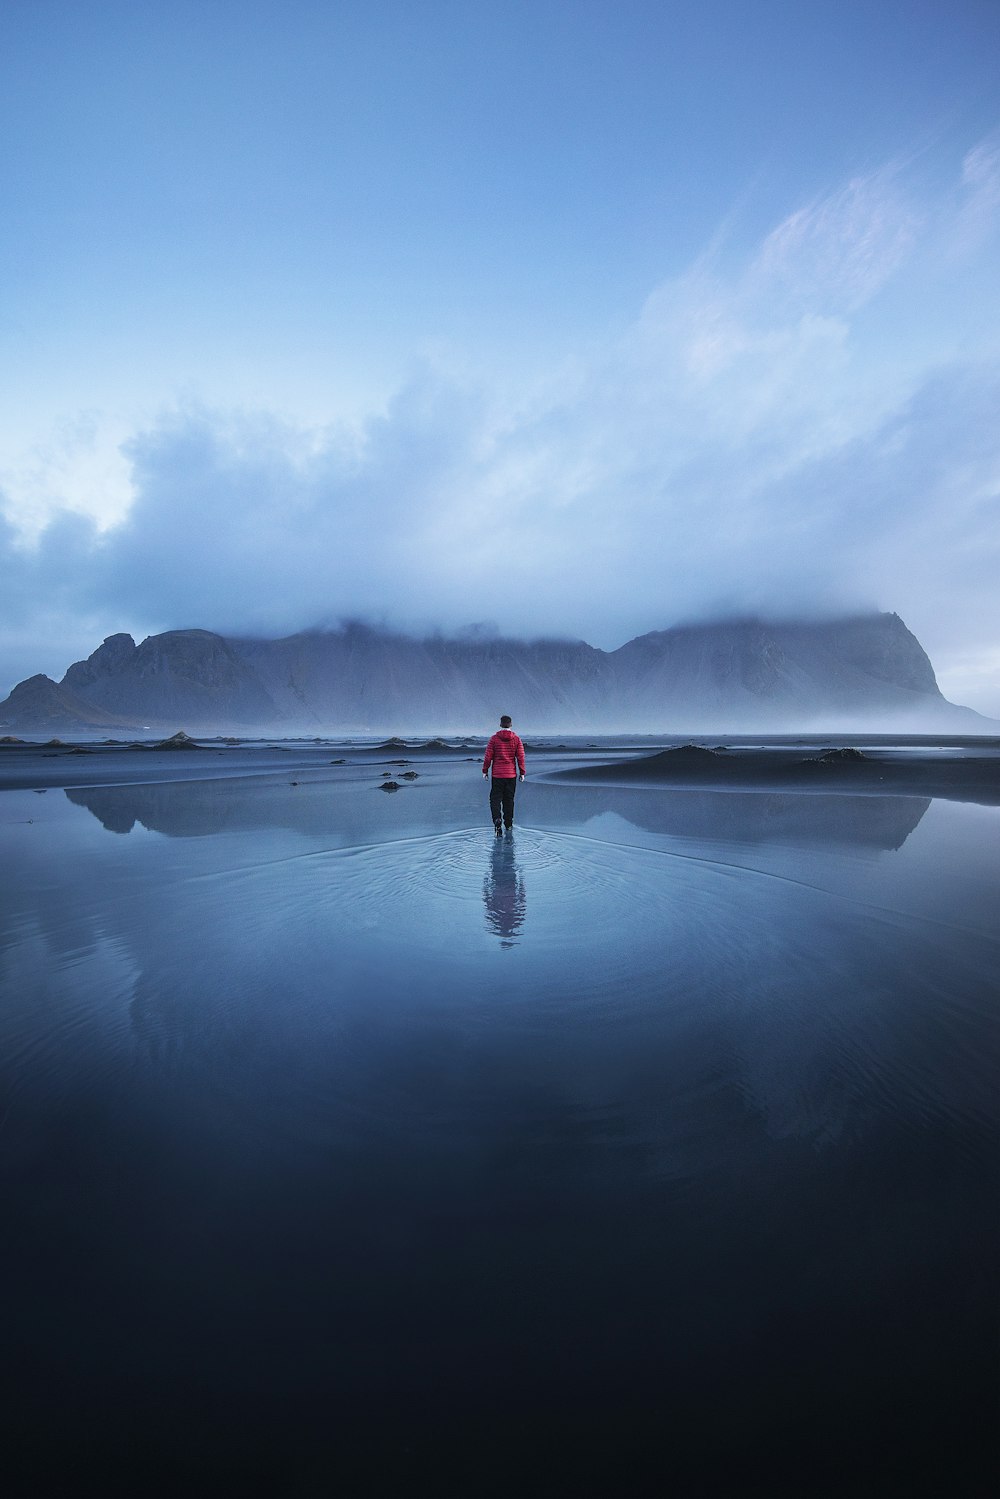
top-left (1, 756), bottom-right (997, 1497)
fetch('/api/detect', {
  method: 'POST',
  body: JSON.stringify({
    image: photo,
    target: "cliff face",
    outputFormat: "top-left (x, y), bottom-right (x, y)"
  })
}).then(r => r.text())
top-left (235, 625), bottom-right (614, 730)
top-left (62, 632), bottom-right (139, 694)
top-left (608, 614), bottom-right (945, 720)
top-left (60, 630), bottom-right (280, 725)
top-left (227, 613), bottom-right (955, 729)
top-left (0, 674), bottom-right (142, 731)
top-left (0, 612), bottom-right (984, 733)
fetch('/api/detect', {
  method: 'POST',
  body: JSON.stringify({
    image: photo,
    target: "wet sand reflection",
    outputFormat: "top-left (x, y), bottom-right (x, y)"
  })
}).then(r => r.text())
top-left (483, 836), bottom-right (526, 946)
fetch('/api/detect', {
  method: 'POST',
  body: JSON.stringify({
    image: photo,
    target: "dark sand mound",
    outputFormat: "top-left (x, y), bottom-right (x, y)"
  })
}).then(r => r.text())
top-left (809, 746), bottom-right (870, 763)
top-left (371, 737), bottom-right (463, 753)
top-left (151, 731), bottom-right (205, 751)
top-left (124, 730), bottom-right (204, 751)
top-left (650, 743), bottom-right (721, 764)
top-left (555, 743), bottom-right (1000, 805)
top-left (557, 744), bottom-right (722, 780)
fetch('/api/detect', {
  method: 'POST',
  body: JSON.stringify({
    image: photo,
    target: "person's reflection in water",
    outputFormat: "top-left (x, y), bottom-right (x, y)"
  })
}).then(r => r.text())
top-left (483, 837), bottom-right (526, 947)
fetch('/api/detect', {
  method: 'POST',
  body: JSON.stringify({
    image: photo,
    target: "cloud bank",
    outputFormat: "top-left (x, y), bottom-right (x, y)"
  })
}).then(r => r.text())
top-left (3, 139), bottom-right (1000, 711)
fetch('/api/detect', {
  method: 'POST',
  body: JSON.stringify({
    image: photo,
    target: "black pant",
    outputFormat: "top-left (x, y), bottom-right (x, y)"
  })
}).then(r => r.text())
top-left (489, 777), bottom-right (517, 828)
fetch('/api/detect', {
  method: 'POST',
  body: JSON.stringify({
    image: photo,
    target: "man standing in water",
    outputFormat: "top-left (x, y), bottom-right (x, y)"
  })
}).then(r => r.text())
top-left (482, 715), bottom-right (526, 835)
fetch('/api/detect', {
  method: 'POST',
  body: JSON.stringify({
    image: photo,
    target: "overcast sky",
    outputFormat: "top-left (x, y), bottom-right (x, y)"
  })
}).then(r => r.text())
top-left (2, 0), bottom-right (999, 712)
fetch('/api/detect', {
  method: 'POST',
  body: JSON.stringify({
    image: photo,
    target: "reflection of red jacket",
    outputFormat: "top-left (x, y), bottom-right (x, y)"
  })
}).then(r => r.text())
top-left (483, 729), bottom-right (525, 777)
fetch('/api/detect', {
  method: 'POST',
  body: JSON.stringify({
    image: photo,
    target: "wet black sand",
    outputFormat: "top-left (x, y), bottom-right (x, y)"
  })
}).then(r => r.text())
top-left (1, 732), bottom-right (998, 1498)
top-left (3, 731), bottom-right (1000, 802)
top-left (553, 738), bottom-right (1000, 804)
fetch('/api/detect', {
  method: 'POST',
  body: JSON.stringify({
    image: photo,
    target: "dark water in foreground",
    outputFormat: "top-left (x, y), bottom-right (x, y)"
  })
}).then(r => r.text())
top-left (1, 757), bottom-right (997, 1497)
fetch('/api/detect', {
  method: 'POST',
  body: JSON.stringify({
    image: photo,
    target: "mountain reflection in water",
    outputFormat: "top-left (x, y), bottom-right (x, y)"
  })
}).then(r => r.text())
top-left (3, 766), bottom-right (995, 1499)
top-left (66, 775), bottom-right (931, 854)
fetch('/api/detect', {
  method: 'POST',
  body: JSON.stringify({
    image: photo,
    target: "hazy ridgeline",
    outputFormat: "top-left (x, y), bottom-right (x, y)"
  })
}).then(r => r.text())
top-left (3, 611), bottom-right (991, 736)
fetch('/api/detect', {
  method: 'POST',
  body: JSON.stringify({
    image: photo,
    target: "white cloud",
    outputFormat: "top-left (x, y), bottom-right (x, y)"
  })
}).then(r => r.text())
top-left (0, 415), bottom-right (134, 541)
top-left (749, 165), bottom-right (921, 312)
top-left (954, 132), bottom-right (1000, 255)
top-left (2, 139), bottom-right (1000, 713)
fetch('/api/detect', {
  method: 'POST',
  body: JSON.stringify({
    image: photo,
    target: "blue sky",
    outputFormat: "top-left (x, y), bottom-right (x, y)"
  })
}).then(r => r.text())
top-left (2, 0), bottom-right (999, 712)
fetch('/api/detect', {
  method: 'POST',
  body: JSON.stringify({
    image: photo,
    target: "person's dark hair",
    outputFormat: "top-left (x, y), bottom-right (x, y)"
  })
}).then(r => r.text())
top-left (500, 715), bottom-right (512, 727)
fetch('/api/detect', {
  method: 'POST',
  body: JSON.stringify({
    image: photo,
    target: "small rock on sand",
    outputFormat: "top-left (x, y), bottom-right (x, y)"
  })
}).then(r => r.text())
top-left (153, 731), bottom-right (203, 751)
top-left (812, 747), bottom-right (870, 765)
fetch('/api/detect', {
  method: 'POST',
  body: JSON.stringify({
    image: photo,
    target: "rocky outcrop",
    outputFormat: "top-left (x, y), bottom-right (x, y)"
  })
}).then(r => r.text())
top-left (150, 731), bottom-right (204, 750)
top-left (234, 623), bottom-right (611, 730)
top-left (59, 629), bottom-right (280, 725)
top-left (0, 612), bottom-right (990, 733)
top-left (607, 614), bottom-right (945, 721)
top-left (0, 674), bottom-right (143, 731)
top-left (62, 632), bottom-right (139, 694)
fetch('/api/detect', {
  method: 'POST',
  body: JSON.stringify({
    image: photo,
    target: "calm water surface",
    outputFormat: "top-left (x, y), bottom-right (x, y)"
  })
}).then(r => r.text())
top-left (1, 761), bottom-right (997, 1497)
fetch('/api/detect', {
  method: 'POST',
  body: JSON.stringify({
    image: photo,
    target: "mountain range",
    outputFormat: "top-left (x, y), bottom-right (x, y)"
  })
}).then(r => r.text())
top-left (0, 613), bottom-right (991, 734)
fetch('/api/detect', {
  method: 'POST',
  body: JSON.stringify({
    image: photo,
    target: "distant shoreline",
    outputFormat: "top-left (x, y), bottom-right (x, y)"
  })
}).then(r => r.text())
top-left (2, 733), bottom-right (999, 804)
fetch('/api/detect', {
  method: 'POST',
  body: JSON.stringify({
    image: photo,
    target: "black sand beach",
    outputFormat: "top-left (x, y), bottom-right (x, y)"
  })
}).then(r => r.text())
top-left (2, 732), bottom-right (997, 1497)
top-left (3, 730), bottom-right (1000, 800)
top-left (552, 735), bottom-right (1000, 804)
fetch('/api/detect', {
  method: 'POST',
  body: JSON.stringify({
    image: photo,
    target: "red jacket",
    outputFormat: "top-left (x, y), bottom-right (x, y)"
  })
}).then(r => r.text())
top-left (483, 729), bottom-right (525, 778)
